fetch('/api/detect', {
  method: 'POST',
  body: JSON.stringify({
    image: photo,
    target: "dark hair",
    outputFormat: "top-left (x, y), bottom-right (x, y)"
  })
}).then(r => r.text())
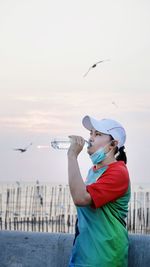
top-left (109, 135), bottom-right (127, 164)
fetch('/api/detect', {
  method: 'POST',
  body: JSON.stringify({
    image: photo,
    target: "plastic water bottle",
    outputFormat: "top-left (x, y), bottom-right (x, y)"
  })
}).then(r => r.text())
top-left (51, 137), bottom-right (91, 150)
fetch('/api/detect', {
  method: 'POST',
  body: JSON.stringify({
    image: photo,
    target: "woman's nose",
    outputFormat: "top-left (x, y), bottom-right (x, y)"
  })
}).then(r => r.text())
top-left (89, 137), bottom-right (94, 142)
top-left (89, 132), bottom-right (95, 142)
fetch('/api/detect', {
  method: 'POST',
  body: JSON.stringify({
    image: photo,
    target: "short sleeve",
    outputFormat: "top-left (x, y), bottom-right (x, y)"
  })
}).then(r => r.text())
top-left (86, 166), bottom-right (130, 209)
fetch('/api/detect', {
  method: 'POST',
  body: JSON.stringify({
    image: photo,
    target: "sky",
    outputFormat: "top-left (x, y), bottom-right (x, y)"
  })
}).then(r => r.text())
top-left (0, 0), bottom-right (150, 185)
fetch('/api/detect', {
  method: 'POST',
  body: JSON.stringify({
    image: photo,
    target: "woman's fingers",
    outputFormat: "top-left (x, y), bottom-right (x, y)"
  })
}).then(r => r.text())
top-left (79, 137), bottom-right (85, 146)
top-left (67, 136), bottom-right (85, 157)
top-left (68, 135), bottom-right (85, 146)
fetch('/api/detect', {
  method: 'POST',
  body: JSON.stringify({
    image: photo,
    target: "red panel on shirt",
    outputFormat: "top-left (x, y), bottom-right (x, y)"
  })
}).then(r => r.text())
top-left (86, 161), bottom-right (130, 209)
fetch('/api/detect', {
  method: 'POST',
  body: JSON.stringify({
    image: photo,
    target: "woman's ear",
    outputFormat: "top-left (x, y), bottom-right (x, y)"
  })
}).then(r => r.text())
top-left (111, 140), bottom-right (118, 147)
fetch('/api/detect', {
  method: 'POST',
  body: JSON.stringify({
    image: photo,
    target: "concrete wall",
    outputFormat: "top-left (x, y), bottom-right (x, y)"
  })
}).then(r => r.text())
top-left (0, 231), bottom-right (150, 267)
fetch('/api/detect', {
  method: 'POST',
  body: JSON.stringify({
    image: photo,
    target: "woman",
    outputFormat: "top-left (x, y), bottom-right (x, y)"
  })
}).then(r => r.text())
top-left (67, 115), bottom-right (131, 267)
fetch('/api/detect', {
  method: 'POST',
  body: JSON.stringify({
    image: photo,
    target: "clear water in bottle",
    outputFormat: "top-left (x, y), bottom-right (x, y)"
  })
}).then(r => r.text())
top-left (51, 137), bottom-right (91, 150)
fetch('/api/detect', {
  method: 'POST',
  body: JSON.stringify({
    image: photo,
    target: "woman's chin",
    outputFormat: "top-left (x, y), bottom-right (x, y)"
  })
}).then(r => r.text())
top-left (87, 147), bottom-right (95, 155)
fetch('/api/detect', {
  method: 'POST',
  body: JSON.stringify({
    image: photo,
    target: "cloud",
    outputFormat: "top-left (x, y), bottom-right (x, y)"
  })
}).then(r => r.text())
top-left (0, 110), bottom-right (80, 134)
top-left (1, 90), bottom-right (150, 134)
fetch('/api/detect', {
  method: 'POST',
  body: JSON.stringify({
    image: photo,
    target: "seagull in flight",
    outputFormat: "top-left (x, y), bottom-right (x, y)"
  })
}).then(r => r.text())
top-left (112, 101), bottom-right (118, 108)
top-left (13, 143), bottom-right (32, 153)
top-left (83, 59), bottom-right (110, 77)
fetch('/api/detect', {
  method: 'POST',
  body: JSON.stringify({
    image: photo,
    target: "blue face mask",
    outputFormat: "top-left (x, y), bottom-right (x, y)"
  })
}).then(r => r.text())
top-left (89, 141), bottom-right (113, 165)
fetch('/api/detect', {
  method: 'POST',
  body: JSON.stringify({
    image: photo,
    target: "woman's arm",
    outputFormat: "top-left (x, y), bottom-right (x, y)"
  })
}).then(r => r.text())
top-left (67, 136), bottom-right (92, 206)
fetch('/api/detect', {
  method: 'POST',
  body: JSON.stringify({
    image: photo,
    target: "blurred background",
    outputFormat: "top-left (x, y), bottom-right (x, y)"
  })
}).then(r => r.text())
top-left (0, 0), bottom-right (150, 234)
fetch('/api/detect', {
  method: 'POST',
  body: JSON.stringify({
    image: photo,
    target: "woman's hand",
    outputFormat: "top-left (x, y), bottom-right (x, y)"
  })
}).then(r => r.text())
top-left (67, 135), bottom-right (85, 158)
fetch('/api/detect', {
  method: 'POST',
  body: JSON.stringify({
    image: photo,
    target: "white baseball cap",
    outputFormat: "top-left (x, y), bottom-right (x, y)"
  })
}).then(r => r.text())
top-left (82, 115), bottom-right (126, 149)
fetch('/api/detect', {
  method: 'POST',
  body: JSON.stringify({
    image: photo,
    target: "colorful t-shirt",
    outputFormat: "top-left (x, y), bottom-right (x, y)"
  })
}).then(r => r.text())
top-left (68, 160), bottom-right (131, 267)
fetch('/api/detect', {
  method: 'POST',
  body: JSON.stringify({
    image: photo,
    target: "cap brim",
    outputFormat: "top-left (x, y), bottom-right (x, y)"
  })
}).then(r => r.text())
top-left (82, 115), bottom-right (108, 134)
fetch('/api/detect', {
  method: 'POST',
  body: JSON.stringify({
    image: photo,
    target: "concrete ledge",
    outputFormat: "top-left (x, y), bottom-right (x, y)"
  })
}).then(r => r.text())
top-left (0, 231), bottom-right (150, 267)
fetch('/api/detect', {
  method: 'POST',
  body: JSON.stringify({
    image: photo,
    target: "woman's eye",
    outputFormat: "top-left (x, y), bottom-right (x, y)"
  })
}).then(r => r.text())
top-left (96, 133), bottom-right (101, 136)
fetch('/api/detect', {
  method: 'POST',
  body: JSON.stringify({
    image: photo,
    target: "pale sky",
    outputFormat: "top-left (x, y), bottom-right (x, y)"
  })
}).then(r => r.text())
top-left (0, 0), bottom-right (150, 186)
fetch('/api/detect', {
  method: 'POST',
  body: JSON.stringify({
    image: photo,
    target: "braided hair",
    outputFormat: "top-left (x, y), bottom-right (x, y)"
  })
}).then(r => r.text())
top-left (110, 136), bottom-right (127, 164)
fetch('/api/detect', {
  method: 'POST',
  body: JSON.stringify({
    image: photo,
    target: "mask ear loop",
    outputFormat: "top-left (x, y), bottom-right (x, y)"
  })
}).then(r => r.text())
top-left (93, 140), bottom-right (117, 156)
top-left (104, 140), bottom-right (117, 158)
top-left (110, 140), bottom-right (120, 158)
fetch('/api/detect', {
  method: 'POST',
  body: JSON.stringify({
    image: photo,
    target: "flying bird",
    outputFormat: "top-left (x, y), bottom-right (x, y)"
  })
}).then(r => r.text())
top-left (13, 142), bottom-right (32, 153)
top-left (83, 59), bottom-right (110, 77)
top-left (111, 101), bottom-right (118, 108)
